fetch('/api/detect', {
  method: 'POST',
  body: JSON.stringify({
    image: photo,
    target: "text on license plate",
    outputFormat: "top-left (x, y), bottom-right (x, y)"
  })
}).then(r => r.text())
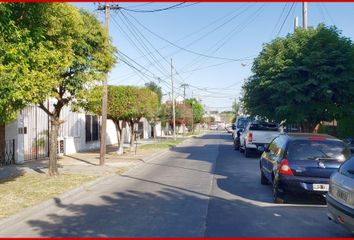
top-left (337, 189), bottom-right (349, 202)
top-left (313, 184), bottom-right (329, 191)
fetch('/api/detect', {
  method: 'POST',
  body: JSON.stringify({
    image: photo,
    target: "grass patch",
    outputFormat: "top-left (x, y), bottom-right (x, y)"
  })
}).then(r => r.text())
top-left (140, 139), bottom-right (184, 150)
top-left (0, 173), bottom-right (97, 219)
top-left (116, 167), bottom-right (128, 175)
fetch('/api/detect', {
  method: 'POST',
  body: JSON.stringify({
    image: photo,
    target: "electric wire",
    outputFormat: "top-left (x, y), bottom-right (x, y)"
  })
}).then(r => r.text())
top-left (276, 2), bottom-right (295, 37)
top-left (120, 3), bottom-right (186, 13)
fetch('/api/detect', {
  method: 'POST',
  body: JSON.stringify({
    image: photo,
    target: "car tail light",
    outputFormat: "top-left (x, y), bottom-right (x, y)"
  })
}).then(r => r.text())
top-left (248, 132), bottom-right (253, 143)
top-left (279, 159), bottom-right (294, 176)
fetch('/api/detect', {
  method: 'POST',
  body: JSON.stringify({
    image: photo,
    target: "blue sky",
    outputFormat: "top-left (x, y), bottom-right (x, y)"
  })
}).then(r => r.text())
top-left (73, 2), bottom-right (354, 112)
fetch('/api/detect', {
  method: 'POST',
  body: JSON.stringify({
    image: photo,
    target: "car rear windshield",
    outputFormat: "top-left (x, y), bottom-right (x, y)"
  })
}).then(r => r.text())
top-left (288, 139), bottom-right (351, 162)
top-left (339, 156), bottom-right (354, 179)
top-left (237, 119), bottom-right (248, 128)
top-left (249, 123), bottom-right (278, 131)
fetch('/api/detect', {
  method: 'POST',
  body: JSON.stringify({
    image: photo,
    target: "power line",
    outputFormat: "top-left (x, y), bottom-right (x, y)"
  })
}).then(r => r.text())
top-left (270, 3), bottom-right (289, 39)
top-left (276, 2), bottom-right (295, 37)
top-left (114, 4), bottom-right (254, 81)
top-left (123, 9), bottom-right (253, 62)
top-left (120, 3), bottom-right (186, 13)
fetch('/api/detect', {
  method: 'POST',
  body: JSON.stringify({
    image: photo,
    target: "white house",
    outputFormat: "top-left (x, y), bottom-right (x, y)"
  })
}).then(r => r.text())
top-left (1, 103), bottom-right (154, 165)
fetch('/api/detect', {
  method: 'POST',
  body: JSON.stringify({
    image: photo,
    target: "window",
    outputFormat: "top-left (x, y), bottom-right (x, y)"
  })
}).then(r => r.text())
top-left (339, 156), bottom-right (354, 179)
top-left (249, 122), bottom-right (279, 131)
top-left (85, 115), bottom-right (99, 142)
top-left (288, 140), bottom-right (350, 162)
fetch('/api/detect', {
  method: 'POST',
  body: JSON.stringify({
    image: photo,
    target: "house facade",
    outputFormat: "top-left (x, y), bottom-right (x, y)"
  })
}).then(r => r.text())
top-left (2, 103), bottom-right (153, 165)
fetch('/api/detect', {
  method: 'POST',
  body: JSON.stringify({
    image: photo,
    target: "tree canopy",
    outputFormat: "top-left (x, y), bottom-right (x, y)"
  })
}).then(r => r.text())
top-left (0, 3), bottom-right (117, 174)
top-left (242, 24), bottom-right (354, 131)
top-left (185, 98), bottom-right (204, 124)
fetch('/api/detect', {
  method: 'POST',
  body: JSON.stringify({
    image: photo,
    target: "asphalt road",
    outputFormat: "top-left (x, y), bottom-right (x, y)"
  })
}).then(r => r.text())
top-left (0, 133), bottom-right (352, 237)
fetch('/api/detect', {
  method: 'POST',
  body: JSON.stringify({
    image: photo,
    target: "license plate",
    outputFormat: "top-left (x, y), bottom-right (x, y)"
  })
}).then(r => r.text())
top-left (313, 184), bottom-right (329, 191)
top-left (337, 189), bottom-right (349, 202)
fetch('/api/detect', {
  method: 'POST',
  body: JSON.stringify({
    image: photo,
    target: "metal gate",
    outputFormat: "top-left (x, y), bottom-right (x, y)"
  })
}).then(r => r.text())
top-left (23, 106), bottom-right (49, 161)
top-left (0, 139), bottom-right (15, 166)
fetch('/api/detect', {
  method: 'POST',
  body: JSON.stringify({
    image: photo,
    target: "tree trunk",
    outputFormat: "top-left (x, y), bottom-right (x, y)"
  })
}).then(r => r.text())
top-left (153, 123), bottom-right (156, 142)
top-left (117, 120), bottom-right (126, 155)
top-left (128, 120), bottom-right (135, 152)
top-left (0, 124), bottom-right (5, 143)
top-left (114, 120), bottom-right (121, 148)
top-left (48, 118), bottom-right (60, 176)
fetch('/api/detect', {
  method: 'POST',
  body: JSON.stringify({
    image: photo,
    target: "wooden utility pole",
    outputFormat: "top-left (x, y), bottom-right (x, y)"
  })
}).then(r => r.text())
top-left (171, 59), bottom-right (176, 140)
top-left (97, 3), bottom-right (120, 165)
top-left (303, 2), bottom-right (308, 30)
top-left (191, 91), bottom-right (194, 133)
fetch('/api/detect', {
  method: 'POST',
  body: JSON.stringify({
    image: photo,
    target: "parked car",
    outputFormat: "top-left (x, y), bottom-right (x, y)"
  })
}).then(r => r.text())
top-left (225, 124), bottom-right (233, 133)
top-left (233, 128), bottom-right (244, 150)
top-left (327, 155), bottom-right (354, 234)
top-left (345, 137), bottom-right (354, 155)
top-left (240, 121), bottom-right (280, 157)
top-left (232, 116), bottom-right (250, 140)
top-left (259, 133), bottom-right (351, 203)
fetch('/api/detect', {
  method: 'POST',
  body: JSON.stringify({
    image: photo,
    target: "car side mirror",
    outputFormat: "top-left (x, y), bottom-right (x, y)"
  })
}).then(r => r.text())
top-left (232, 124), bottom-right (236, 130)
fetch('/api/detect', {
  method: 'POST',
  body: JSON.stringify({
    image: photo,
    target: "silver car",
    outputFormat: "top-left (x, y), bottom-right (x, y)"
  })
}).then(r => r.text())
top-left (327, 155), bottom-right (354, 234)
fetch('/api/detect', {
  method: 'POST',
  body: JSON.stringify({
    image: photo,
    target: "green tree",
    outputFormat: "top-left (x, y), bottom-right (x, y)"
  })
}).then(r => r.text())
top-left (127, 87), bottom-right (158, 151)
top-left (185, 98), bottom-right (204, 131)
top-left (231, 99), bottom-right (240, 115)
top-left (144, 81), bottom-right (162, 139)
top-left (84, 86), bottom-right (158, 154)
top-left (242, 24), bottom-right (354, 132)
top-left (1, 3), bottom-right (116, 175)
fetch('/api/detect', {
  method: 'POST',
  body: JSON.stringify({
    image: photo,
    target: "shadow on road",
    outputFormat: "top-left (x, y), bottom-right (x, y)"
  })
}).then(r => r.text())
top-left (18, 132), bottom-right (351, 237)
top-left (25, 177), bottom-right (350, 237)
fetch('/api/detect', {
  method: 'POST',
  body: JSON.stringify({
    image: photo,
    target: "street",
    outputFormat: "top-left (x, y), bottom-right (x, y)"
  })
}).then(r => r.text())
top-left (0, 133), bottom-right (352, 237)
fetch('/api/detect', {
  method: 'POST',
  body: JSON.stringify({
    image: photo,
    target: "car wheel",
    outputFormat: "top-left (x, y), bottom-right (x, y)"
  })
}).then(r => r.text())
top-left (272, 180), bottom-right (285, 204)
top-left (245, 147), bottom-right (251, 158)
top-left (234, 141), bottom-right (240, 151)
top-left (261, 170), bottom-right (268, 185)
top-left (239, 146), bottom-right (244, 153)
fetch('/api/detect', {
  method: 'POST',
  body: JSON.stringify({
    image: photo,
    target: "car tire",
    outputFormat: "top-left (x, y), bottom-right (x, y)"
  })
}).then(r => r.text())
top-left (261, 170), bottom-right (268, 185)
top-left (234, 141), bottom-right (240, 151)
top-left (239, 146), bottom-right (244, 153)
top-left (245, 147), bottom-right (251, 158)
top-left (272, 181), bottom-right (285, 204)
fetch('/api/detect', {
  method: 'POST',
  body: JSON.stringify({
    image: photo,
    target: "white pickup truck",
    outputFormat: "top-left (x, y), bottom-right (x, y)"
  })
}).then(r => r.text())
top-left (240, 121), bottom-right (280, 157)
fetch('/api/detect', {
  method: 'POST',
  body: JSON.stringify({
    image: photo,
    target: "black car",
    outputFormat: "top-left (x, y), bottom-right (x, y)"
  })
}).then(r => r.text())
top-left (259, 133), bottom-right (351, 203)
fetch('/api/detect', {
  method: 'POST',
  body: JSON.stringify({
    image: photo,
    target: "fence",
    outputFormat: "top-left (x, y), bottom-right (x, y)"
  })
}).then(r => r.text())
top-left (0, 139), bottom-right (15, 166)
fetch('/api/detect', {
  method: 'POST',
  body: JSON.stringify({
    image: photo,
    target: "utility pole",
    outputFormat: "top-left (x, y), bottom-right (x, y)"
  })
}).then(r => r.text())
top-left (294, 16), bottom-right (299, 31)
top-left (303, 2), bottom-right (308, 30)
top-left (191, 91), bottom-right (194, 133)
top-left (180, 83), bottom-right (189, 102)
top-left (97, 3), bottom-right (120, 166)
top-left (171, 59), bottom-right (176, 140)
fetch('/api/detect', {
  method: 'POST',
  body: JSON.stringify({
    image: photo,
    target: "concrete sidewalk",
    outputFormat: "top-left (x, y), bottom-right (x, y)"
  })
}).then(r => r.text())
top-left (0, 136), bottom-right (194, 180)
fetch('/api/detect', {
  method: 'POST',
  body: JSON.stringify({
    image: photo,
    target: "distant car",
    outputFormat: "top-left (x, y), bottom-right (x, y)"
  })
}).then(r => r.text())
top-left (240, 121), bottom-right (280, 157)
top-left (327, 155), bottom-right (354, 234)
top-left (233, 128), bottom-right (244, 150)
top-left (225, 125), bottom-right (233, 133)
top-left (210, 124), bottom-right (218, 130)
top-left (232, 116), bottom-right (250, 140)
top-left (259, 133), bottom-right (351, 203)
